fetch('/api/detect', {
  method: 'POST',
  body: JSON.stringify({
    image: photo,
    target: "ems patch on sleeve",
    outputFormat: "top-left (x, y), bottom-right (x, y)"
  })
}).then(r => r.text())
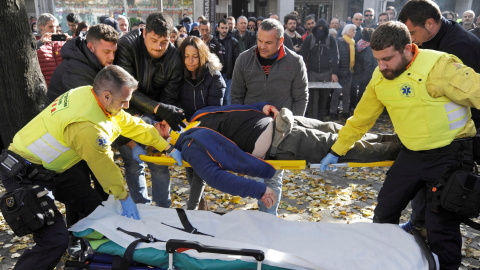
top-left (96, 136), bottom-right (109, 150)
top-left (453, 63), bottom-right (463, 70)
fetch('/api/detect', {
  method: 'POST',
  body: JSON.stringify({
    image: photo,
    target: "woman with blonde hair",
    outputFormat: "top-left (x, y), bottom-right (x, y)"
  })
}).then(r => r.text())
top-left (178, 36), bottom-right (226, 210)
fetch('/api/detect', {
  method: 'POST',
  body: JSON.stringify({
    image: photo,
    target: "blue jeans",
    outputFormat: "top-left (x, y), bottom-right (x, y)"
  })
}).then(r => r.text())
top-left (118, 144), bottom-right (172, 208)
top-left (222, 73), bottom-right (232, 105)
top-left (257, 169), bottom-right (284, 215)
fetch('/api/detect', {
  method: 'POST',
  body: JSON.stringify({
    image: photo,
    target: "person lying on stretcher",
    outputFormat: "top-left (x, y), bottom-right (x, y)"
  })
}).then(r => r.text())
top-left (152, 102), bottom-right (401, 209)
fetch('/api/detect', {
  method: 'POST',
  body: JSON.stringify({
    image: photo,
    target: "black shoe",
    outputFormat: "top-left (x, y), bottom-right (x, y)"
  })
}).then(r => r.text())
top-left (330, 114), bottom-right (339, 120)
top-left (67, 235), bottom-right (83, 259)
top-left (342, 112), bottom-right (350, 119)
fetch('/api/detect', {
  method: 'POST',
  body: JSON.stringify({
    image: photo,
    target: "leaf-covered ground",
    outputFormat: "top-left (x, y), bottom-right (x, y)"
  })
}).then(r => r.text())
top-left (1, 114), bottom-right (480, 269)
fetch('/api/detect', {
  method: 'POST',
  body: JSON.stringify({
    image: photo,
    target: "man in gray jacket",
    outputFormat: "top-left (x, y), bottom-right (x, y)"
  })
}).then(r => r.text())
top-left (231, 18), bottom-right (308, 116)
top-left (231, 18), bottom-right (308, 215)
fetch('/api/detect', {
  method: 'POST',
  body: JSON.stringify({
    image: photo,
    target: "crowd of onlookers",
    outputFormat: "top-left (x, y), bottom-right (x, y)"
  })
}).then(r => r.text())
top-left (30, 5), bottom-right (480, 123)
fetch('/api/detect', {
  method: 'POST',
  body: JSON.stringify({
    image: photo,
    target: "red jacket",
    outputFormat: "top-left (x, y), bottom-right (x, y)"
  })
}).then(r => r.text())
top-left (37, 41), bottom-right (64, 86)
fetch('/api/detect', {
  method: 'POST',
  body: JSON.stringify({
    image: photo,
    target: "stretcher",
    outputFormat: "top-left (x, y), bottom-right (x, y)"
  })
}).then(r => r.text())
top-left (66, 197), bottom-right (438, 270)
top-left (139, 155), bottom-right (395, 170)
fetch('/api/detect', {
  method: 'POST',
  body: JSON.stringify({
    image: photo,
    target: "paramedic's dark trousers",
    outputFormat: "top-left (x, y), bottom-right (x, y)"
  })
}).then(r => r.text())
top-left (373, 140), bottom-right (472, 270)
top-left (0, 161), bottom-right (103, 270)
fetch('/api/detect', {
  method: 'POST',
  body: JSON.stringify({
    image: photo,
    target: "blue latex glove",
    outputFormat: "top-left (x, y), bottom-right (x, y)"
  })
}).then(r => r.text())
top-left (120, 195), bottom-right (140, 220)
top-left (168, 148), bottom-right (183, 166)
top-left (320, 153), bottom-right (339, 172)
top-left (132, 144), bottom-right (147, 163)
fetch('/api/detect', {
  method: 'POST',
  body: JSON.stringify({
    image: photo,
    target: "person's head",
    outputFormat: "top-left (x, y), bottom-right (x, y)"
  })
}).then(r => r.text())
top-left (170, 27), bottom-right (179, 44)
top-left (237, 16), bottom-right (248, 33)
top-left (191, 22), bottom-right (199, 32)
top-left (217, 18), bottom-right (229, 39)
top-left (442, 10), bottom-right (456, 21)
top-left (476, 16), bottom-right (480, 28)
top-left (56, 25), bottom-right (62, 34)
top-left (227, 16), bottom-right (235, 31)
top-left (370, 21), bottom-right (412, 80)
top-left (31, 21), bottom-right (37, 33)
top-left (248, 17), bottom-right (257, 31)
top-left (313, 19), bottom-right (329, 40)
top-left (304, 15), bottom-right (316, 32)
top-left (74, 21), bottom-right (89, 37)
top-left (198, 15), bottom-right (207, 23)
top-left (364, 8), bottom-right (375, 23)
top-left (37, 13), bottom-right (58, 35)
top-left (86, 24), bottom-right (119, 67)
top-left (143, 13), bottom-right (173, 58)
top-left (397, 0), bottom-right (442, 46)
top-left (342, 23), bottom-right (356, 38)
top-left (386, 6), bottom-right (397, 21)
top-left (378, 12), bottom-right (390, 26)
top-left (462, 10), bottom-right (475, 26)
top-left (257, 18), bottom-right (284, 59)
top-left (93, 65), bottom-right (138, 116)
top-left (352, 13), bottom-right (363, 27)
top-left (177, 25), bottom-right (187, 36)
top-left (284, 14), bottom-right (298, 32)
top-left (329, 28), bottom-right (337, 38)
top-left (361, 27), bottom-right (374, 42)
top-left (269, 14), bottom-right (279, 21)
top-left (256, 16), bottom-right (265, 28)
top-left (179, 36), bottom-right (211, 79)
top-left (138, 21), bottom-right (146, 29)
top-left (66, 12), bottom-right (81, 33)
top-left (330, 18), bottom-right (340, 30)
top-left (199, 20), bottom-right (211, 40)
top-left (117, 15), bottom-right (129, 34)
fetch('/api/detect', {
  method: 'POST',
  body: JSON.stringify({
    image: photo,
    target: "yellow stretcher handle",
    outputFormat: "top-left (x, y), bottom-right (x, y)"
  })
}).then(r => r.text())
top-left (139, 155), bottom-right (307, 170)
top-left (333, 161), bottom-right (395, 167)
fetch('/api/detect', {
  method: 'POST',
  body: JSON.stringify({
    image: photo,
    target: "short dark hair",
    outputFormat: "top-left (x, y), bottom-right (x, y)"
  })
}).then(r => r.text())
top-left (378, 12), bottom-right (390, 20)
top-left (93, 65), bottom-right (138, 96)
top-left (371, 21), bottom-right (411, 52)
top-left (217, 18), bottom-right (228, 27)
top-left (398, 0), bottom-right (442, 25)
top-left (284, 14), bottom-right (297, 25)
top-left (200, 20), bottom-right (210, 27)
top-left (304, 15), bottom-right (315, 24)
top-left (361, 28), bottom-right (375, 42)
top-left (66, 12), bottom-right (81, 23)
top-left (86, 24), bottom-right (119, 44)
top-left (145, 12), bottom-right (173, 37)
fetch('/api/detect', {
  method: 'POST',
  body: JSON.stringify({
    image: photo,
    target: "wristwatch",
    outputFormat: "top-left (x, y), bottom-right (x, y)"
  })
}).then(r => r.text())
top-left (164, 144), bottom-right (174, 154)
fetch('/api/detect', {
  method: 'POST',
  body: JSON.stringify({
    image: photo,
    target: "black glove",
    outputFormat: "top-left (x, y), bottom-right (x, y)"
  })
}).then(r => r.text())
top-left (154, 103), bottom-right (186, 132)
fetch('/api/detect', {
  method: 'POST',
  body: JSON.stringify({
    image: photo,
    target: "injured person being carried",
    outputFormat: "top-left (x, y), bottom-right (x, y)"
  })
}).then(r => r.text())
top-left (151, 102), bottom-right (401, 209)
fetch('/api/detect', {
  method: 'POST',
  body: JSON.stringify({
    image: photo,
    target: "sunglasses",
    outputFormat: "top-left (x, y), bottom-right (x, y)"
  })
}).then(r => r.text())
top-left (365, 14), bottom-right (373, 17)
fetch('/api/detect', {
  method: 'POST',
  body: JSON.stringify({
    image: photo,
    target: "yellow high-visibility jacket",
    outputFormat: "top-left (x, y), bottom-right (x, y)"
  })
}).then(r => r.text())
top-left (9, 86), bottom-right (168, 199)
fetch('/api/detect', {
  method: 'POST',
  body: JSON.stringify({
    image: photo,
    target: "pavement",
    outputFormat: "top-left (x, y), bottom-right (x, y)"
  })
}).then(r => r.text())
top-left (1, 114), bottom-right (480, 269)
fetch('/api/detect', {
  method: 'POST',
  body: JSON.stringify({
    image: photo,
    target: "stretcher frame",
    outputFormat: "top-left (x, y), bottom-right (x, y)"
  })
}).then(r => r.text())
top-left (139, 155), bottom-right (395, 169)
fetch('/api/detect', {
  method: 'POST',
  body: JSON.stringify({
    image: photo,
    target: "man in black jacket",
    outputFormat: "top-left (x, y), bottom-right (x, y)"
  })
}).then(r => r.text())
top-left (300, 19), bottom-right (339, 120)
top-left (47, 24), bottom-right (118, 103)
top-left (113, 12), bottom-right (185, 209)
top-left (200, 20), bottom-right (225, 67)
top-left (232, 16), bottom-right (256, 53)
top-left (398, 0), bottom-right (480, 234)
top-left (216, 18), bottom-right (240, 105)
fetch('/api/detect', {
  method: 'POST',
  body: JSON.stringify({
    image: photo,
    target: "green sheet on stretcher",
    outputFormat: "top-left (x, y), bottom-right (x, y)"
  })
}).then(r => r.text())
top-left (74, 229), bottom-right (289, 270)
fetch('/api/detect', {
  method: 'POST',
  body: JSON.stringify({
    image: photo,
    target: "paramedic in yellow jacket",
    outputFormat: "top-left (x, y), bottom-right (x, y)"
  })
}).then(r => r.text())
top-left (320, 22), bottom-right (480, 270)
top-left (0, 65), bottom-right (181, 270)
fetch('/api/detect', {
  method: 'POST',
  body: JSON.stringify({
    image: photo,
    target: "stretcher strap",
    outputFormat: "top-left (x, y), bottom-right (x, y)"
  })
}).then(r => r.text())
top-left (115, 227), bottom-right (166, 270)
top-left (161, 209), bottom-right (214, 237)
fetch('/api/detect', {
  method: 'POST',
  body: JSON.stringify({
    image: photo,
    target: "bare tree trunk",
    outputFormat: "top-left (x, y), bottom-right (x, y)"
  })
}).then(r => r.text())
top-left (0, 0), bottom-right (47, 148)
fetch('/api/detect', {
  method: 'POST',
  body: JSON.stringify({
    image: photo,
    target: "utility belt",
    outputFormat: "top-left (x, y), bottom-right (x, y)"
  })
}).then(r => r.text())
top-left (428, 138), bottom-right (480, 229)
top-left (0, 149), bottom-right (57, 183)
top-left (0, 149), bottom-right (58, 236)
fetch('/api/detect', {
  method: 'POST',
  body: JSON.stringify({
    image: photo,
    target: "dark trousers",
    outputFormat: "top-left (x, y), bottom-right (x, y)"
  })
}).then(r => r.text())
top-left (373, 141), bottom-right (472, 270)
top-left (1, 161), bottom-right (104, 270)
top-left (185, 167), bottom-right (206, 210)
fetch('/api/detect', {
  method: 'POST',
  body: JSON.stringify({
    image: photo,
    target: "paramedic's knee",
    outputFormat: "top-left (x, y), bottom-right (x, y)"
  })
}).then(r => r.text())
top-left (36, 213), bottom-right (69, 255)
